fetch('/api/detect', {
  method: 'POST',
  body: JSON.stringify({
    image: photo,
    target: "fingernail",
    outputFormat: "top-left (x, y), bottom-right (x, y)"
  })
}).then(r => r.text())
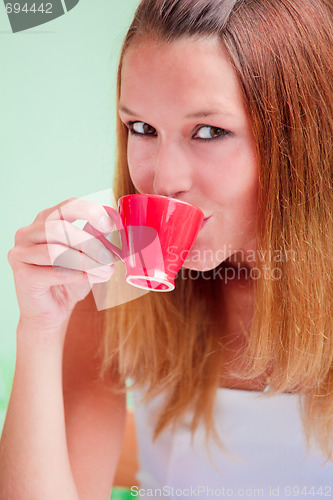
top-left (98, 215), bottom-right (113, 232)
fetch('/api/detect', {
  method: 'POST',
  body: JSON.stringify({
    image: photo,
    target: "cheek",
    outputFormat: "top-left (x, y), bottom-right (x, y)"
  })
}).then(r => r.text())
top-left (198, 141), bottom-right (258, 204)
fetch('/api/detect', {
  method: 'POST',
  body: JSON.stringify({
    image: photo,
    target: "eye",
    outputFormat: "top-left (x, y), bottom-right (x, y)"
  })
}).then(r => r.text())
top-left (193, 125), bottom-right (230, 140)
top-left (128, 121), bottom-right (157, 136)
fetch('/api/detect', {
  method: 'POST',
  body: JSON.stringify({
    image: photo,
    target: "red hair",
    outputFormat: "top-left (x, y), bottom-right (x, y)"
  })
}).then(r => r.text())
top-left (101, 0), bottom-right (333, 459)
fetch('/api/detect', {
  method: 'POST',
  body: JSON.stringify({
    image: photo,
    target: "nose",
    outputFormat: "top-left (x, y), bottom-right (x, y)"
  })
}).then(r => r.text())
top-left (152, 139), bottom-right (192, 198)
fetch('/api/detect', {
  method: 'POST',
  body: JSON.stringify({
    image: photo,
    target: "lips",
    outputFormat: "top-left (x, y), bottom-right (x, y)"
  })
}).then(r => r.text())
top-left (200, 215), bottom-right (211, 229)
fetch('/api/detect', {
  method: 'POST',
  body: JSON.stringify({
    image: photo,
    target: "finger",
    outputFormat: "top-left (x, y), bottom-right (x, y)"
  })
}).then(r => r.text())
top-left (33, 197), bottom-right (77, 224)
top-left (14, 221), bottom-right (117, 265)
top-left (45, 198), bottom-right (116, 234)
top-left (13, 261), bottom-right (115, 289)
top-left (10, 244), bottom-right (116, 275)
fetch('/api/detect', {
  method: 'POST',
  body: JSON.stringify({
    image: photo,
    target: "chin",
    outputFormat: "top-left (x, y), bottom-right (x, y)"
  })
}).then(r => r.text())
top-left (182, 258), bottom-right (223, 272)
top-left (182, 241), bottom-right (227, 272)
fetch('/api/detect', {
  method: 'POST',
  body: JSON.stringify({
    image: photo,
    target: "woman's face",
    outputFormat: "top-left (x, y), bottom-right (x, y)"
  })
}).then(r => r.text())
top-left (119, 37), bottom-right (258, 271)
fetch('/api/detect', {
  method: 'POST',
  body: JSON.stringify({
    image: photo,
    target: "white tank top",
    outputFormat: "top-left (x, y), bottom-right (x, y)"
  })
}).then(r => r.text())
top-left (131, 387), bottom-right (333, 499)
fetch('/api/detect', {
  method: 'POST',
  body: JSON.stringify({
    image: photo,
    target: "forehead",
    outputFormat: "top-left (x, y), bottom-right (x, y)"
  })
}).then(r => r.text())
top-left (120, 37), bottom-right (246, 120)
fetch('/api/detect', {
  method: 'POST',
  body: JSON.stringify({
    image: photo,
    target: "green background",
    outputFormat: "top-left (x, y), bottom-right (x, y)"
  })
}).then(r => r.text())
top-left (0, 1), bottom-right (138, 497)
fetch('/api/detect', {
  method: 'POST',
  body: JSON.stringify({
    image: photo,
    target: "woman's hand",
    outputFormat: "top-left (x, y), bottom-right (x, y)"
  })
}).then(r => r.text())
top-left (7, 197), bottom-right (116, 335)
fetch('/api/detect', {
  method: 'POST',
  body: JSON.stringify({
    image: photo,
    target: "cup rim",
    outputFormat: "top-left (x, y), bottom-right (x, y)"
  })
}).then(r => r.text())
top-left (126, 274), bottom-right (175, 292)
top-left (118, 193), bottom-right (204, 215)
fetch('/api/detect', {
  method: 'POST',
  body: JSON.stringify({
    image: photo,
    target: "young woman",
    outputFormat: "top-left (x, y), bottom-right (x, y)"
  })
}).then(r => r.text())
top-left (1, 0), bottom-right (333, 498)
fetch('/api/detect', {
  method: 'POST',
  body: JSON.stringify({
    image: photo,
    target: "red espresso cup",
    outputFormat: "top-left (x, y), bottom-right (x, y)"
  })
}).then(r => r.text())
top-left (90, 194), bottom-right (204, 292)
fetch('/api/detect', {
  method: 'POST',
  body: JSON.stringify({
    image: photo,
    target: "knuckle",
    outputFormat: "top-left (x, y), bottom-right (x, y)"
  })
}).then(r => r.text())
top-left (33, 211), bottom-right (45, 223)
top-left (63, 197), bottom-right (77, 204)
top-left (34, 206), bottom-right (55, 223)
top-left (37, 198), bottom-right (78, 223)
top-left (7, 247), bottom-right (16, 267)
top-left (59, 197), bottom-right (78, 211)
top-left (31, 199), bottom-right (79, 225)
top-left (56, 197), bottom-right (77, 209)
top-left (14, 226), bottom-right (27, 246)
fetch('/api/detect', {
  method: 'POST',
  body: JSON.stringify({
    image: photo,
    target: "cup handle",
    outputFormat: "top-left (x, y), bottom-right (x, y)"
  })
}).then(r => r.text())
top-left (83, 206), bottom-right (126, 261)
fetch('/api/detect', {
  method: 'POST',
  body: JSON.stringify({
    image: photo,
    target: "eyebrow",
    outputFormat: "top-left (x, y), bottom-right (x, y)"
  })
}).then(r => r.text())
top-left (118, 105), bottom-right (234, 119)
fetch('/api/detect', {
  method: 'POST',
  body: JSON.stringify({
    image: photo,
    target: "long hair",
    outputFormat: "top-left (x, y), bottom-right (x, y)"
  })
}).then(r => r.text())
top-left (100, 0), bottom-right (333, 459)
